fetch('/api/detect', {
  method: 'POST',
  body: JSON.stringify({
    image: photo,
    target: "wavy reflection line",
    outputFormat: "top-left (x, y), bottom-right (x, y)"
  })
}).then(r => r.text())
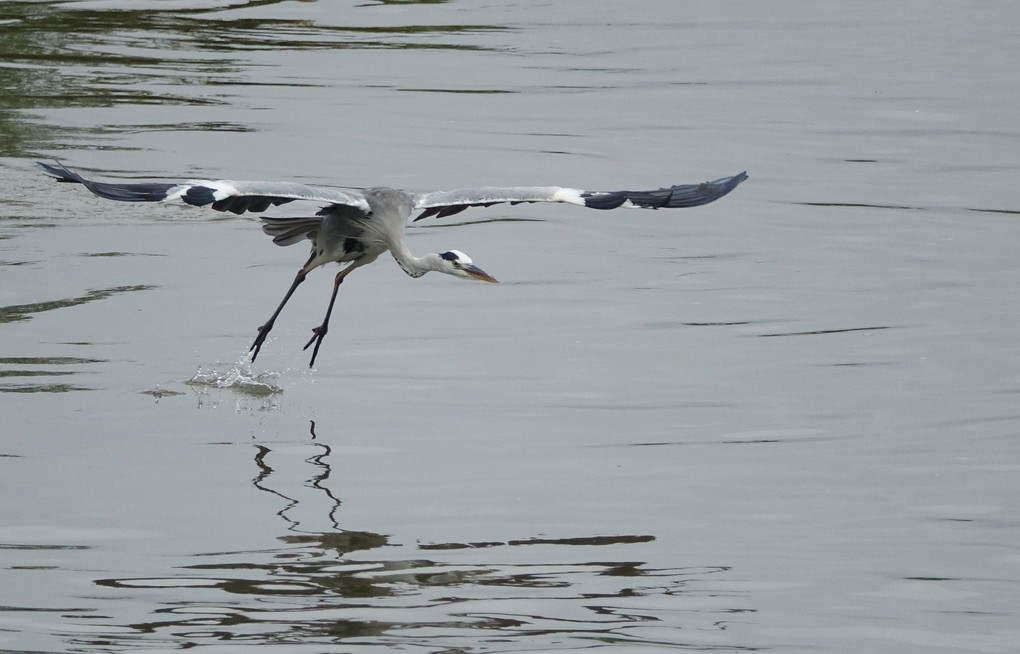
top-left (93, 423), bottom-right (747, 649)
top-left (2, 4), bottom-right (507, 59)
top-left (305, 439), bottom-right (343, 532)
top-left (250, 434), bottom-right (343, 534)
top-left (0, 356), bottom-right (105, 393)
top-left (93, 555), bottom-right (744, 651)
top-left (420, 534), bottom-right (655, 551)
top-left (252, 444), bottom-right (301, 533)
top-left (0, 284), bottom-right (156, 324)
top-left (0, 382), bottom-right (92, 394)
top-left (757, 325), bottom-right (892, 338)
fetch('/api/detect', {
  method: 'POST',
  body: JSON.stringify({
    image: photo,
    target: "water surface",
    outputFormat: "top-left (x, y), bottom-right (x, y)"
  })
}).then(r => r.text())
top-left (1, 1), bottom-right (1019, 652)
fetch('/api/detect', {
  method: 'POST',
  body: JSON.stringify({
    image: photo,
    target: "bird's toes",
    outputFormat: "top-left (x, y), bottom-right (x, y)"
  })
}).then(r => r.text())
top-left (302, 326), bottom-right (329, 367)
top-left (303, 326), bottom-right (327, 352)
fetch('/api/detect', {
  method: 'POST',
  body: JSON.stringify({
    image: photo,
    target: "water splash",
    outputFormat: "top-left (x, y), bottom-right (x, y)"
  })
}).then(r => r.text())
top-left (186, 359), bottom-right (283, 397)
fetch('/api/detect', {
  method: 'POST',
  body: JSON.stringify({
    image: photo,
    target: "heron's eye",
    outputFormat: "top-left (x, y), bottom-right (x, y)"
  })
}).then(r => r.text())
top-left (452, 260), bottom-right (461, 268)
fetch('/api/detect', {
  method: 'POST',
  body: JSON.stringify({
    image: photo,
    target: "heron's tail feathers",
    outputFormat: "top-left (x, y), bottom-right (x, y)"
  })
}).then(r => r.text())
top-left (260, 216), bottom-right (323, 246)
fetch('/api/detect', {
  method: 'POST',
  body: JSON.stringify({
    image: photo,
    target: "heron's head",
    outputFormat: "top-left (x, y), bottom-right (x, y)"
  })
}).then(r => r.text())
top-left (437, 250), bottom-right (498, 283)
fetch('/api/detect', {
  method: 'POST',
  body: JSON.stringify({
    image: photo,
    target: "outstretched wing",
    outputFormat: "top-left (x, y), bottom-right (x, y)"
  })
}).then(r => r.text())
top-left (411, 171), bottom-right (747, 221)
top-left (36, 161), bottom-right (370, 215)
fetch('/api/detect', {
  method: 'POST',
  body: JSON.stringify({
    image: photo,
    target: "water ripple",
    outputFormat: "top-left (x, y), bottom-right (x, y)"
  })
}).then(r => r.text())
top-left (89, 539), bottom-right (745, 652)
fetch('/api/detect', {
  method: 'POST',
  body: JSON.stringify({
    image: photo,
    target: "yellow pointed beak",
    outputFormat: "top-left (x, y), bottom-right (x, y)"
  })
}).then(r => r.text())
top-left (464, 264), bottom-right (499, 283)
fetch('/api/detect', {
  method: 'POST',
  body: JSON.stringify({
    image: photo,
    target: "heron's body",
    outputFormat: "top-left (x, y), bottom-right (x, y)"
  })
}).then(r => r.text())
top-left (267, 198), bottom-right (388, 272)
top-left (37, 162), bottom-right (747, 366)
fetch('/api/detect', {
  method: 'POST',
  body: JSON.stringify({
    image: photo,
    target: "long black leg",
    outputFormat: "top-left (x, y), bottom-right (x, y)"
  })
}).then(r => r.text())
top-left (250, 253), bottom-right (314, 362)
top-left (303, 263), bottom-right (358, 368)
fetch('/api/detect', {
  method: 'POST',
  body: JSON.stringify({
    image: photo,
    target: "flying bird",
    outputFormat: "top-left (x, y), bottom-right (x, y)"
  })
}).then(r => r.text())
top-left (37, 161), bottom-right (747, 366)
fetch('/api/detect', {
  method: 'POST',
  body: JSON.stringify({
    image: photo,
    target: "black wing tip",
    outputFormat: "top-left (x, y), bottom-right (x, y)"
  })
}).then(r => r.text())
top-left (413, 206), bottom-right (440, 222)
top-left (37, 160), bottom-right (180, 203)
top-left (688, 170), bottom-right (748, 196)
top-left (703, 170), bottom-right (748, 201)
top-left (653, 170), bottom-right (750, 208)
top-left (719, 170), bottom-right (749, 191)
top-left (413, 203), bottom-right (478, 222)
top-left (36, 160), bottom-right (82, 183)
top-left (728, 171), bottom-right (749, 186)
top-left (580, 170), bottom-right (748, 210)
top-left (36, 161), bottom-right (299, 213)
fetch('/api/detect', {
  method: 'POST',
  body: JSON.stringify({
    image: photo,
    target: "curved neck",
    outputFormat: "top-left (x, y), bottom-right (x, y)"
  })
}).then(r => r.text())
top-left (389, 240), bottom-right (442, 278)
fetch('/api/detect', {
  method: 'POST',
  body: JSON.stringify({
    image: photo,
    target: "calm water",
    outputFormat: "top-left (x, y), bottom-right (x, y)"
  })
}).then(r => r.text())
top-left (2, 1), bottom-right (1019, 652)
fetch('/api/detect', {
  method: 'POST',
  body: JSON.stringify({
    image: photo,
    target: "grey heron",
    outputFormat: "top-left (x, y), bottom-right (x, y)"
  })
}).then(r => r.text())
top-left (37, 162), bottom-right (747, 366)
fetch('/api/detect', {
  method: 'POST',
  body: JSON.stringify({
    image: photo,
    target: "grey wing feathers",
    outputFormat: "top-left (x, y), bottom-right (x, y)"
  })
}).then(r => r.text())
top-left (36, 161), bottom-right (369, 215)
top-left (412, 172), bottom-right (747, 220)
top-left (259, 216), bottom-right (324, 246)
top-left (412, 186), bottom-right (582, 221)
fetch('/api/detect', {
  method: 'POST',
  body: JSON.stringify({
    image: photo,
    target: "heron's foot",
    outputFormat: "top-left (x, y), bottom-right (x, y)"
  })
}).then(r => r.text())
top-left (249, 321), bottom-right (275, 362)
top-left (303, 324), bottom-right (328, 367)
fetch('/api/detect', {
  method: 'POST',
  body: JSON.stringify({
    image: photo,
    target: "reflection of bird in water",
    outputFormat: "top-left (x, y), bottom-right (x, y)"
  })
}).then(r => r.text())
top-left (37, 162), bottom-right (747, 366)
top-left (251, 421), bottom-right (343, 533)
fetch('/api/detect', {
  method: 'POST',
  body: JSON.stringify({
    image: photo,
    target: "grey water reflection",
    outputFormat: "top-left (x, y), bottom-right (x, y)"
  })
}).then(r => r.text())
top-left (84, 427), bottom-right (747, 651)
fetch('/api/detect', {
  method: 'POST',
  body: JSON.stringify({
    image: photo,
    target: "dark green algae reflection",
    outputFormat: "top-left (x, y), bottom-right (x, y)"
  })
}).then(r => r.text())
top-left (0, 284), bottom-right (155, 325)
top-left (91, 548), bottom-right (736, 650)
top-left (0, 0), bottom-right (507, 155)
top-left (0, 356), bottom-right (104, 394)
top-left (0, 286), bottom-right (150, 393)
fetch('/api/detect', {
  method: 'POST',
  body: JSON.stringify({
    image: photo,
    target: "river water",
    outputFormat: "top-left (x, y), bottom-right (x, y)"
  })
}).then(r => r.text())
top-left (1, 1), bottom-right (1018, 652)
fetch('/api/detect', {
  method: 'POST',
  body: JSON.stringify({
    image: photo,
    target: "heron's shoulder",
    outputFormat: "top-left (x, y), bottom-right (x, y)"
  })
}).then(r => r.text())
top-left (360, 187), bottom-right (415, 214)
